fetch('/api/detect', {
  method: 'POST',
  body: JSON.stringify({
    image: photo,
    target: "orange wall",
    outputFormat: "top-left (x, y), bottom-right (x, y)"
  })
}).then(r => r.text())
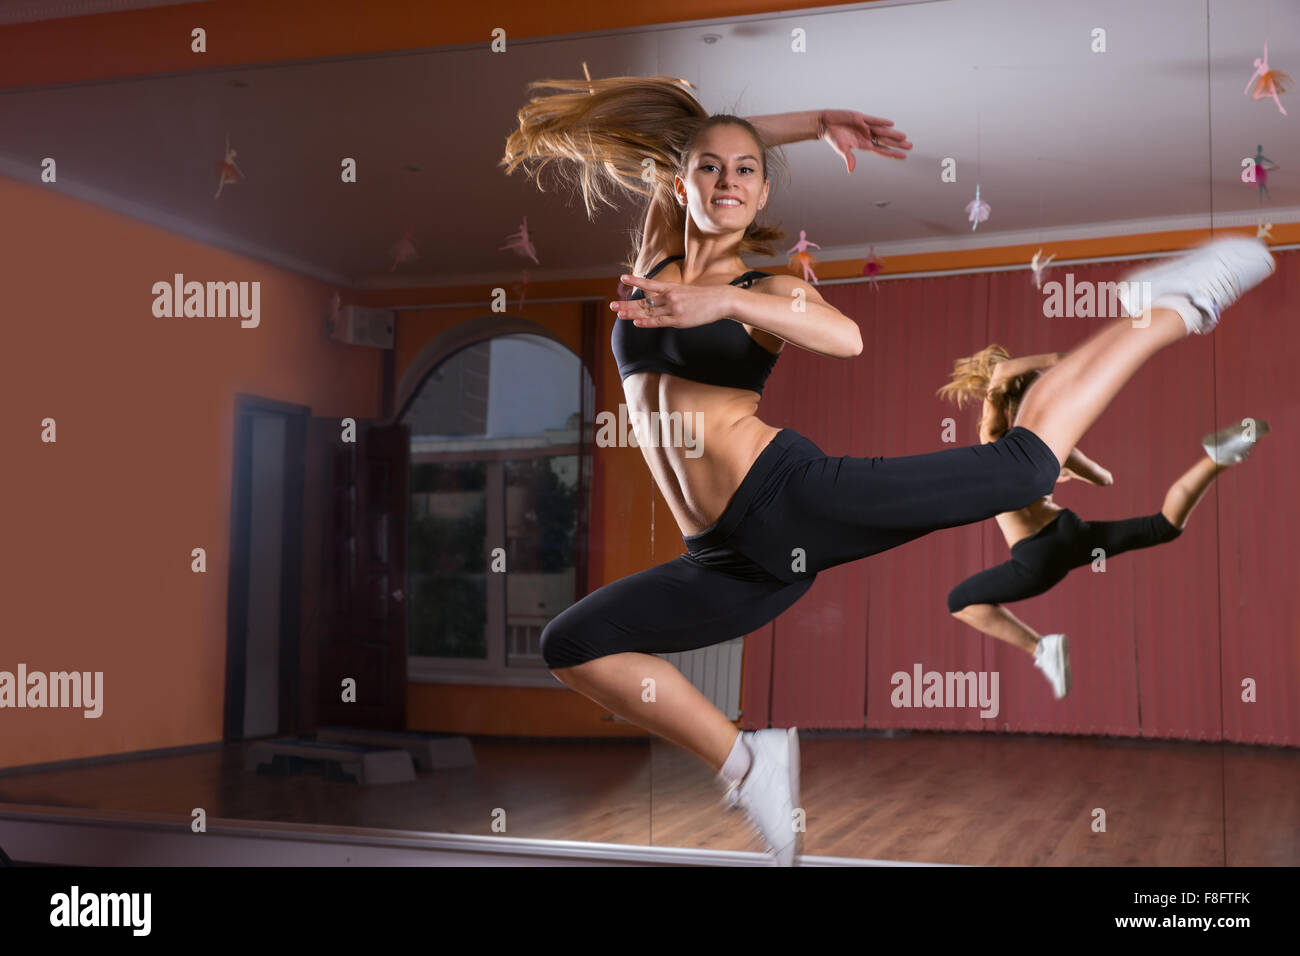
top-left (3, 174), bottom-right (381, 770)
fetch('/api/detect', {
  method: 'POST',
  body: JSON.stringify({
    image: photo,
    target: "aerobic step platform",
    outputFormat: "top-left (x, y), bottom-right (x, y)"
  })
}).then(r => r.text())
top-left (244, 739), bottom-right (416, 785)
top-left (313, 728), bottom-right (475, 770)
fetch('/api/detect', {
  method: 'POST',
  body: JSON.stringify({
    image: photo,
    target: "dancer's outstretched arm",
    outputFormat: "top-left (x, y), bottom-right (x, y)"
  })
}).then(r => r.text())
top-left (1062, 447), bottom-right (1113, 486)
top-left (744, 109), bottom-right (912, 162)
top-left (990, 351), bottom-right (1065, 384)
top-left (743, 110), bottom-right (823, 145)
top-left (974, 352), bottom-right (1066, 442)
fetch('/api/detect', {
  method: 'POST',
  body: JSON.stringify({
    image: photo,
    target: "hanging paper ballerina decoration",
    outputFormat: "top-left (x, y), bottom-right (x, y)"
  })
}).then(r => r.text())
top-left (510, 268), bottom-right (530, 312)
top-left (390, 226), bottom-right (418, 272)
top-left (327, 290), bottom-right (343, 334)
top-left (861, 246), bottom-right (883, 290)
top-left (1030, 249), bottom-right (1056, 291)
top-left (966, 184), bottom-right (990, 231)
top-left (1245, 43), bottom-right (1290, 116)
top-left (214, 134), bottom-right (244, 199)
top-left (500, 216), bottom-right (540, 264)
top-left (1248, 145), bottom-right (1279, 205)
top-left (786, 229), bottom-right (821, 284)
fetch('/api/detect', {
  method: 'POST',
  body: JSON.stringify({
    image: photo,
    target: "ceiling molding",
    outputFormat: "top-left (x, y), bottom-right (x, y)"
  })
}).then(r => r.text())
top-left (352, 206), bottom-right (1300, 292)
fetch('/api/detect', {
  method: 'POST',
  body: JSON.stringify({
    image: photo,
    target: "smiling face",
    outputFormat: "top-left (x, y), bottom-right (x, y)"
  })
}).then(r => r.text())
top-left (676, 123), bottom-right (771, 235)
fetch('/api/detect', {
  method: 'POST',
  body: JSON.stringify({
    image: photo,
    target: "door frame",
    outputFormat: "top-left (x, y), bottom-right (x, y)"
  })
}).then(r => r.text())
top-left (223, 393), bottom-right (310, 741)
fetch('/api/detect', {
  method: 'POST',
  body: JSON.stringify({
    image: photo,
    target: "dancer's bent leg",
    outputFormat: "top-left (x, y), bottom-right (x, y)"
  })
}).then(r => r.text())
top-left (947, 540), bottom-right (1073, 653)
top-left (541, 553), bottom-right (814, 769)
top-left (555, 652), bottom-right (742, 769)
top-left (952, 603), bottom-right (1040, 654)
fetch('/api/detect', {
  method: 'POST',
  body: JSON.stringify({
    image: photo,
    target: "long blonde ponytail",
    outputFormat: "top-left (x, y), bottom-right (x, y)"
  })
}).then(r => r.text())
top-left (936, 344), bottom-right (1013, 409)
top-left (500, 71), bottom-right (787, 272)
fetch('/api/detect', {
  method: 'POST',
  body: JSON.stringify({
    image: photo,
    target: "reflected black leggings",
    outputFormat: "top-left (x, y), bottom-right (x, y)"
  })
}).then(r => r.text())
top-left (946, 508), bottom-right (1183, 612)
top-left (540, 426), bottom-right (1060, 669)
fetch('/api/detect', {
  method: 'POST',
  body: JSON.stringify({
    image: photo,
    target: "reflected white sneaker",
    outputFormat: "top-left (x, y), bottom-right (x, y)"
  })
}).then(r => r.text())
top-left (1118, 237), bottom-right (1275, 332)
top-left (1033, 634), bottom-right (1071, 699)
top-left (1203, 418), bottom-right (1270, 465)
top-left (723, 728), bottom-right (801, 866)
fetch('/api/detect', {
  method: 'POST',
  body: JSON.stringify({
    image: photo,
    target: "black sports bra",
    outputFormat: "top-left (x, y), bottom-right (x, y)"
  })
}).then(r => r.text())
top-left (611, 254), bottom-right (781, 395)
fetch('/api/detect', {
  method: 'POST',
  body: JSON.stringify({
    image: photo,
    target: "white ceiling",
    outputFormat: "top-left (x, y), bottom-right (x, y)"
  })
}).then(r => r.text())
top-left (0, 0), bottom-right (1295, 289)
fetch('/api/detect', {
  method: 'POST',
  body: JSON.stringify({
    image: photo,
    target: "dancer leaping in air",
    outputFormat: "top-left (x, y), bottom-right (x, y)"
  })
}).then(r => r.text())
top-left (500, 71), bottom-right (1276, 865)
top-left (939, 345), bottom-right (1270, 698)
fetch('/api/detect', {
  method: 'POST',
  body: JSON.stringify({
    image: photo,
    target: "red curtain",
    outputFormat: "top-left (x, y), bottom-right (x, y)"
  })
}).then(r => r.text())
top-left (745, 250), bottom-right (1299, 745)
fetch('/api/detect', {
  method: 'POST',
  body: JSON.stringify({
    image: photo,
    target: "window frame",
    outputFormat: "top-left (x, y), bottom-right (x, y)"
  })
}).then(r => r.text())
top-left (396, 318), bottom-right (593, 689)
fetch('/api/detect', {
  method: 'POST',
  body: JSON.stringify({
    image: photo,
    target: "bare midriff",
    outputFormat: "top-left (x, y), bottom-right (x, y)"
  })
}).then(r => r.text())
top-left (993, 495), bottom-right (1065, 550)
top-left (617, 259), bottom-right (787, 537)
top-left (620, 370), bottom-right (781, 538)
top-left (983, 420), bottom-right (1064, 549)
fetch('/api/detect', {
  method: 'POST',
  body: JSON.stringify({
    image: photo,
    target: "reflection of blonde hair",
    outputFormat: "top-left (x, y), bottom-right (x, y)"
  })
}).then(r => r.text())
top-left (936, 344), bottom-right (1011, 408)
top-left (937, 344), bottom-right (1041, 433)
top-left (500, 72), bottom-right (788, 273)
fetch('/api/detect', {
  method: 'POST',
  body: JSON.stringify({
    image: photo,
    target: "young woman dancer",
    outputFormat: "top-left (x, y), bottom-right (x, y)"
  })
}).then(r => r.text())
top-left (939, 346), bottom-right (1271, 698)
top-left (500, 73), bottom-right (1276, 865)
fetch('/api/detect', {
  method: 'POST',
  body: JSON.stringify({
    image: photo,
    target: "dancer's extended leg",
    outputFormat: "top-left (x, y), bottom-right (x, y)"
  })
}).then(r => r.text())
top-left (1015, 238), bottom-right (1276, 463)
top-left (1161, 416), bottom-right (1272, 526)
top-left (1013, 308), bottom-right (1186, 463)
top-left (1161, 456), bottom-right (1224, 529)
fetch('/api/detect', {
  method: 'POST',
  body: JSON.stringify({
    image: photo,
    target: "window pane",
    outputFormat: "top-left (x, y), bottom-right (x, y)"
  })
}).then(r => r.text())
top-left (504, 455), bottom-right (578, 667)
top-left (403, 333), bottom-right (586, 669)
top-left (408, 460), bottom-right (487, 658)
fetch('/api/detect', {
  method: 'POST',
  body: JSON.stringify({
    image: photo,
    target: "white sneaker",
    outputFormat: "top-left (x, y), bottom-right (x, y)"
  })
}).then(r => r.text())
top-left (1118, 237), bottom-right (1276, 332)
top-left (1203, 418), bottom-right (1270, 465)
top-left (722, 728), bottom-right (802, 866)
top-left (1033, 634), bottom-right (1071, 699)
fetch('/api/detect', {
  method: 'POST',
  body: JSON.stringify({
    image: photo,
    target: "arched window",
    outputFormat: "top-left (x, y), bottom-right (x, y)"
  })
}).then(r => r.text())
top-left (402, 332), bottom-right (591, 681)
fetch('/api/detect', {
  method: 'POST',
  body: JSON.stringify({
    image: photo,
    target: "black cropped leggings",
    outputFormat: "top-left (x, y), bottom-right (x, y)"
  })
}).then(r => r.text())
top-left (540, 426), bottom-right (1060, 669)
top-left (946, 508), bottom-right (1183, 613)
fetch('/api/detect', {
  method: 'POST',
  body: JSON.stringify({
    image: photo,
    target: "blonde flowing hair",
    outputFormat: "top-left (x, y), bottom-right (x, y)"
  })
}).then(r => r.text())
top-left (500, 70), bottom-right (788, 273)
top-left (937, 344), bottom-right (1041, 430)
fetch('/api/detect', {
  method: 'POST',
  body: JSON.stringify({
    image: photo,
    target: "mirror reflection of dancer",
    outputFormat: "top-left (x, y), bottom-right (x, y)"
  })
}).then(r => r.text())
top-left (939, 347), bottom-right (1271, 698)
top-left (500, 73), bottom-right (1275, 865)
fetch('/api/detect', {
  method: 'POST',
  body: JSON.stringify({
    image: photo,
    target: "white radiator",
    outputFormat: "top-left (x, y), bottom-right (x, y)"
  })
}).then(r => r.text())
top-left (657, 637), bottom-right (745, 720)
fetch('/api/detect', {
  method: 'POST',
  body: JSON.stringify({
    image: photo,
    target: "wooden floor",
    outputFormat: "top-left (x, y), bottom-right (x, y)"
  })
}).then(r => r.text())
top-left (1, 731), bottom-right (1296, 865)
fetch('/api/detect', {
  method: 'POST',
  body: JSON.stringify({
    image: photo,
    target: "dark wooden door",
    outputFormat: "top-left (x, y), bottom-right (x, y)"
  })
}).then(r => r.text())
top-left (315, 419), bottom-right (410, 730)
